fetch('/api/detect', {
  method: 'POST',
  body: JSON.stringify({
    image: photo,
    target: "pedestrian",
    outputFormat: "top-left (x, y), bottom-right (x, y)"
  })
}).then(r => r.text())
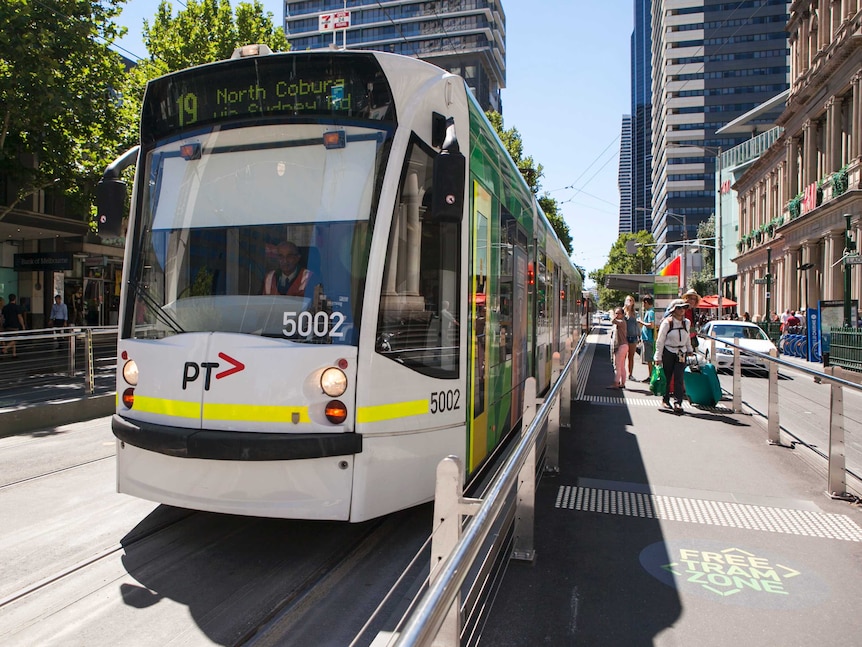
top-left (638, 295), bottom-right (656, 382)
top-left (654, 298), bottom-right (694, 414)
top-left (608, 306), bottom-right (628, 389)
top-left (682, 289), bottom-right (701, 349)
top-left (623, 295), bottom-right (640, 381)
top-left (49, 294), bottom-right (68, 347)
top-left (1, 293), bottom-right (25, 358)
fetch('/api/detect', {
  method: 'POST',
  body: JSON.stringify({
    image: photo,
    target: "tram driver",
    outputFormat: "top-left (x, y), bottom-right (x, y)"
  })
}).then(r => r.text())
top-left (262, 241), bottom-right (314, 297)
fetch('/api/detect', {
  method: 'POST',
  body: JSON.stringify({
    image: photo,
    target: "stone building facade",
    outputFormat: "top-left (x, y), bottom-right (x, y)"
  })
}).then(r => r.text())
top-left (733, 1), bottom-right (861, 321)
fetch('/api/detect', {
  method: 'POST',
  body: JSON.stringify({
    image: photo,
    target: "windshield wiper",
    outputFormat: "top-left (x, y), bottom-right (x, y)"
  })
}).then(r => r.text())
top-left (129, 278), bottom-right (186, 334)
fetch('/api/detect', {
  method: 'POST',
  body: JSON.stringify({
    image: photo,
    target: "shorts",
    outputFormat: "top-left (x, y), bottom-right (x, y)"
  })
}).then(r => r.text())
top-left (626, 336), bottom-right (638, 344)
top-left (641, 341), bottom-right (655, 363)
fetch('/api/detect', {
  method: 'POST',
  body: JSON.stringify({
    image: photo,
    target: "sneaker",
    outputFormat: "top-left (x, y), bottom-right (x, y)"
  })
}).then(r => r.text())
top-left (674, 403), bottom-right (683, 414)
top-left (641, 377), bottom-right (651, 383)
top-left (661, 399), bottom-right (672, 410)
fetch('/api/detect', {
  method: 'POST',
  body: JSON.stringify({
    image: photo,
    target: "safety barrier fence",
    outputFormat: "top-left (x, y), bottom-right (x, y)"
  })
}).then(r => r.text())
top-left (374, 332), bottom-right (587, 647)
top-left (703, 334), bottom-right (862, 500)
top-left (828, 326), bottom-right (862, 373)
top-left (0, 326), bottom-right (117, 404)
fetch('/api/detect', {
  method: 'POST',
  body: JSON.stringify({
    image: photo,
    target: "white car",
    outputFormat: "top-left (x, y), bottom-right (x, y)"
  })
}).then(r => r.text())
top-left (698, 320), bottom-right (777, 371)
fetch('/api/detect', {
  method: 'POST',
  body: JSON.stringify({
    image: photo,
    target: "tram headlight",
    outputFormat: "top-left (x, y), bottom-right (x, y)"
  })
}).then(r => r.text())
top-left (320, 367), bottom-right (347, 397)
top-left (122, 359), bottom-right (139, 386)
top-left (324, 400), bottom-right (348, 424)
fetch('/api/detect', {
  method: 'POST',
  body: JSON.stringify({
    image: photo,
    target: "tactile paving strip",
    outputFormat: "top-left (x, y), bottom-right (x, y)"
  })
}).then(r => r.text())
top-left (578, 394), bottom-right (732, 412)
top-left (556, 485), bottom-right (862, 542)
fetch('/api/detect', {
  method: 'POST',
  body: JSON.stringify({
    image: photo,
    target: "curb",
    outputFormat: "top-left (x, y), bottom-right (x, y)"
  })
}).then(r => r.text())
top-left (0, 393), bottom-right (115, 438)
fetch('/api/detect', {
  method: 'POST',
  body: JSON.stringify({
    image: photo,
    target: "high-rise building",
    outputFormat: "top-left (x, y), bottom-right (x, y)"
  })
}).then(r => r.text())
top-left (630, 0), bottom-right (653, 234)
top-left (619, 115), bottom-right (633, 234)
top-left (650, 0), bottom-right (790, 271)
top-left (283, 1), bottom-right (506, 112)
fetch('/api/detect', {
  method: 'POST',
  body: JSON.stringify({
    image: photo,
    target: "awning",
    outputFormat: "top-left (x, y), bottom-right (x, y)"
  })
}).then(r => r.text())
top-left (603, 273), bottom-right (656, 292)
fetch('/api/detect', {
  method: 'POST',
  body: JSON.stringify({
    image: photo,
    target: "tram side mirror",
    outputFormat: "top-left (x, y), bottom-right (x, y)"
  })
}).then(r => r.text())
top-left (96, 178), bottom-right (127, 238)
top-left (430, 118), bottom-right (465, 223)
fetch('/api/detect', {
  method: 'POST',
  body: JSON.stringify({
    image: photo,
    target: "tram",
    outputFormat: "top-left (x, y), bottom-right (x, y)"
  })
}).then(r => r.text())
top-left (99, 45), bottom-right (582, 521)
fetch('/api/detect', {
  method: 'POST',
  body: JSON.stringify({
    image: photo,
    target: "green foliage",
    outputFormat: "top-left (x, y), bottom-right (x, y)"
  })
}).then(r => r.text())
top-left (119, 0), bottom-right (290, 152)
top-left (0, 0), bottom-right (130, 221)
top-left (485, 111), bottom-right (572, 255)
top-left (589, 231), bottom-right (655, 310)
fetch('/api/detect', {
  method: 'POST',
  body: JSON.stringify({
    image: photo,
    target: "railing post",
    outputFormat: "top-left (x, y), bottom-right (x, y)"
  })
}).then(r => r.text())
top-left (512, 377), bottom-right (537, 562)
top-left (561, 340), bottom-right (572, 430)
top-left (430, 456), bottom-right (481, 647)
top-left (767, 348), bottom-right (781, 444)
top-left (826, 375), bottom-right (851, 500)
top-left (68, 330), bottom-right (77, 376)
top-left (545, 353), bottom-right (561, 474)
top-left (84, 328), bottom-right (95, 394)
top-left (732, 345), bottom-right (742, 413)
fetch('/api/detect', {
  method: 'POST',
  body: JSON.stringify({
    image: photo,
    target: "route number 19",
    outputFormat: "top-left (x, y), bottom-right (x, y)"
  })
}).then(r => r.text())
top-left (176, 93), bottom-right (199, 126)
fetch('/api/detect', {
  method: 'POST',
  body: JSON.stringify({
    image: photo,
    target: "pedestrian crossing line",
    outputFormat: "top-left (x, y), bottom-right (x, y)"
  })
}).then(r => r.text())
top-left (555, 485), bottom-right (862, 542)
top-left (577, 394), bottom-right (733, 413)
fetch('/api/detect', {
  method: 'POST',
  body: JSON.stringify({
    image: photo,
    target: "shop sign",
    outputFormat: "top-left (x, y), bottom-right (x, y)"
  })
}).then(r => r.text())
top-left (13, 252), bottom-right (73, 271)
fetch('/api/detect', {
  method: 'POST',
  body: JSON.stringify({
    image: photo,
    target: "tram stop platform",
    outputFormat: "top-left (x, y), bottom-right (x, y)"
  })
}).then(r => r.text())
top-left (481, 325), bottom-right (862, 647)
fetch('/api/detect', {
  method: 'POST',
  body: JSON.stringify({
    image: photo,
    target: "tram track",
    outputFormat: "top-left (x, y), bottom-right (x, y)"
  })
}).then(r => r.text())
top-left (0, 453), bottom-right (114, 490)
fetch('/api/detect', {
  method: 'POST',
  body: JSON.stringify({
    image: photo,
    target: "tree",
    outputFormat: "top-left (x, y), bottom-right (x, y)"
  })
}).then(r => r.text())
top-left (0, 0), bottom-right (130, 223)
top-left (117, 0), bottom-right (289, 152)
top-left (589, 231), bottom-right (655, 310)
top-left (486, 111), bottom-right (572, 255)
top-left (690, 214), bottom-right (716, 297)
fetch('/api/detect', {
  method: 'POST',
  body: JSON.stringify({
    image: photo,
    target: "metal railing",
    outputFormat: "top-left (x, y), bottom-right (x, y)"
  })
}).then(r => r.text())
top-left (828, 326), bottom-right (862, 373)
top-left (702, 333), bottom-right (862, 500)
top-left (376, 332), bottom-right (587, 646)
top-left (0, 326), bottom-right (118, 405)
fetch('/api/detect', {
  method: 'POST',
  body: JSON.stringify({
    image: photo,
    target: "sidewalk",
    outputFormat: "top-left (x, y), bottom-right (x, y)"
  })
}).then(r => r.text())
top-left (481, 326), bottom-right (862, 646)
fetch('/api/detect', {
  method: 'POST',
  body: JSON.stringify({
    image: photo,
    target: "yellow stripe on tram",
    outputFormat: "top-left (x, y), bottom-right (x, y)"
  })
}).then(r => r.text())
top-left (356, 399), bottom-right (429, 424)
top-left (133, 396), bottom-right (201, 419)
top-left (203, 402), bottom-right (311, 424)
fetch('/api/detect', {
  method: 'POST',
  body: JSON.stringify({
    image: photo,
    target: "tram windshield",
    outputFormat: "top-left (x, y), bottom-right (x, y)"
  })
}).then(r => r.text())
top-left (127, 122), bottom-right (390, 344)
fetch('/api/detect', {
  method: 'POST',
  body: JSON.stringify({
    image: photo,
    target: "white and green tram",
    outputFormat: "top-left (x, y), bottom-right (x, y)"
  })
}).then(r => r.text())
top-left (101, 45), bottom-right (582, 522)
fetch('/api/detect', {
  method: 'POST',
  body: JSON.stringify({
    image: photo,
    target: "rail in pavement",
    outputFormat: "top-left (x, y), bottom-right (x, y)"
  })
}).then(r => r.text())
top-left (481, 325), bottom-right (862, 647)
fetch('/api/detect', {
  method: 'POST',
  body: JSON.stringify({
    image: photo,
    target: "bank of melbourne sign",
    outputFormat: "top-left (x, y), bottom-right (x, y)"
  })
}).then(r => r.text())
top-left (13, 252), bottom-right (73, 271)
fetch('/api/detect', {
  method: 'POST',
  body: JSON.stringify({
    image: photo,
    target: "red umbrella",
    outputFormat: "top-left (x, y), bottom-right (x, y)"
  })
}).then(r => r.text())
top-left (697, 295), bottom-right (738, 309)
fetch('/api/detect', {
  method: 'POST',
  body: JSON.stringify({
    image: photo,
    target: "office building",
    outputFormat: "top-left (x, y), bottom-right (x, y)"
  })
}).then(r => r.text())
top-left (619, 115), bottom-right (634, 234)
top-left (283, 1), bottom-right (506, 112)
top-left (650, 0), bottom-right (790, 273)
top-left (631, 0), bottom-right (653, 234)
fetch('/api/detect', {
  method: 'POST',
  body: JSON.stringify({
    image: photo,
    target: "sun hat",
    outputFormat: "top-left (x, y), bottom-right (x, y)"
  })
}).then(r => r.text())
top-left (683, 288), bottom-right (701, 303)
top-left (667, 298), bottom-right (687, 312)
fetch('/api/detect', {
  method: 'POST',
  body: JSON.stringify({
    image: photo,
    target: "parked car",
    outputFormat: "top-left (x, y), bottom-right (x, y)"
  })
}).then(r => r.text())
top-left (698, 320), bottom-right (777, 371)
top-left (601, 312), bottom-right (611, 321)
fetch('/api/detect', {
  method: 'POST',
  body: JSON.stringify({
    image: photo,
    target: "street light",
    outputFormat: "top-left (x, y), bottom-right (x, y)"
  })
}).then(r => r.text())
top-left (666, 143), bottom-right (724, 314)
top-left (636, 207), bottom-right (689, 292)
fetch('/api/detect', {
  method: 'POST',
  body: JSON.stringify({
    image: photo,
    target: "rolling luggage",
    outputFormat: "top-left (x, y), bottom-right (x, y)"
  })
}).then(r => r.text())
top-left (683, 362), bottom-right (722, 407)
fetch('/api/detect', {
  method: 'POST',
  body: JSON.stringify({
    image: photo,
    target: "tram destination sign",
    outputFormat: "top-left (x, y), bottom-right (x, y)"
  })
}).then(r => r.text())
top-left (141, 52), bottom-right (394, 143)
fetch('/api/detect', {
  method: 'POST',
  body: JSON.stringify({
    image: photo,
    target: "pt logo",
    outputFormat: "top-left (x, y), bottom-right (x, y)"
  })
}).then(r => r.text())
top-left (182, 352), bottom-right (245, 390)
top-left (663, 547), bottom-right (799, 597)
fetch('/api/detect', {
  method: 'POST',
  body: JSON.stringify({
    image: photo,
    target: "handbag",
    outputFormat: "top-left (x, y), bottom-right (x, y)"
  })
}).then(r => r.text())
top-left (649, 365), bottom-right (667, 397)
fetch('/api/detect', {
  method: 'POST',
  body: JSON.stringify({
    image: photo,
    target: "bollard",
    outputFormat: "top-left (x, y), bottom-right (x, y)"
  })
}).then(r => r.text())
top-left (430, 456), bottom-right (481, 647)
top-left (512, 377), bottom-right (537, 562)
top-left (732, 346), bottom-right (742, 413)
top-left (767, 348), bottom-right (780, 444)
top-left (545, 352), bottom-right (561, 473)
top-left (84, 328), bottom-right (95, 394)
top-left (826, 375), bottom-right (851, 500)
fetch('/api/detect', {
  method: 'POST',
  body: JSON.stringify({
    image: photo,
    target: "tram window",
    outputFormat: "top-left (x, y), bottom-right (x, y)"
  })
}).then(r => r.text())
top-left (376, 137), bottom-right (460, 378)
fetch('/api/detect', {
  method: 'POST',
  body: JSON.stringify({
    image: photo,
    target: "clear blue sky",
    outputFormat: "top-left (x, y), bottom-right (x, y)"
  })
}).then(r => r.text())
top-left (111, 1), bottom-right (632, 284)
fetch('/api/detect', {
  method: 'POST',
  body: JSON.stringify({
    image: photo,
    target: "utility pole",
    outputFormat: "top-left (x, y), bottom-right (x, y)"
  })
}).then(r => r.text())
top-left (766, 247), bottom-right (772, 323)
top-left (844, 214), bottom-right (855, 327)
